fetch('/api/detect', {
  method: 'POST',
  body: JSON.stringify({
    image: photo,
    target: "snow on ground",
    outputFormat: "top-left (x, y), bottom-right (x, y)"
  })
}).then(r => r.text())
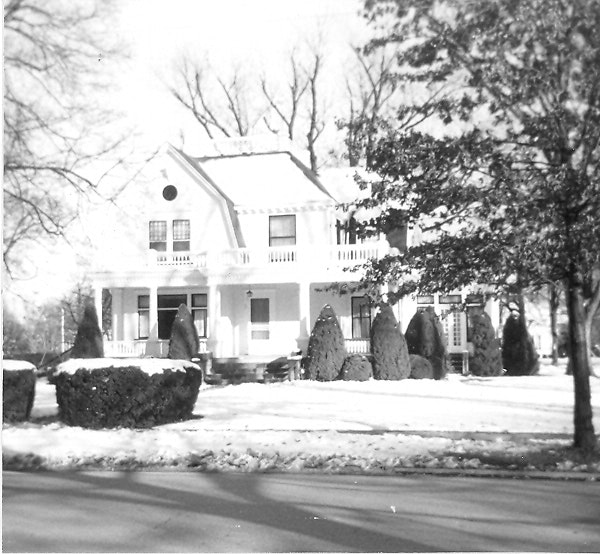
top-left (3, 360), bottom-right (600, 475)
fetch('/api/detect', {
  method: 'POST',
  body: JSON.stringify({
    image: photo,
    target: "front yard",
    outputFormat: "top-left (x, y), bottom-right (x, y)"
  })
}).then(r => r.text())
top-left (3, 360), bottom-right (600, 476)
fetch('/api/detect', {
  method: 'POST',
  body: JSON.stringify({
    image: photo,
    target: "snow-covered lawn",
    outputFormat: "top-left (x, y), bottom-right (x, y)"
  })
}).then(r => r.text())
top-left (3, 360), bottom-right (600, 475)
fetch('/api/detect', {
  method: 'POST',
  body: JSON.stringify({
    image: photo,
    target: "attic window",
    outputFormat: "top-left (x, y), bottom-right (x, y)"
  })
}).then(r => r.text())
top-left (162, 185), bottom-right (178, 201)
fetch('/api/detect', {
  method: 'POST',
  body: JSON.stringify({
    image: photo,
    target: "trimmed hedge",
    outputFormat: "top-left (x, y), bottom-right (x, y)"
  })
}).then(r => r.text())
top-left (405, 307), bottom-right (448, 380)
top-left (370, 304), bottom-right (411, 380)
top-left (502, 314), bottom-right (540, 376)
top-left (409, 354), bottom-right (434, 380)
top-left (53, 364), bottom-right (203, 428)
top-left (305, 305), bottom-right (347, 381)
top-left (3, 369), bottom-right (36, 422)
top-left (169, 304), bottom-right (199, 360)
top-left (468, 310), bottom-right (503, 377)
top-left (72, 304), bottom-right (104, 358)
top-left (339, 354), bottom-right (373, 381)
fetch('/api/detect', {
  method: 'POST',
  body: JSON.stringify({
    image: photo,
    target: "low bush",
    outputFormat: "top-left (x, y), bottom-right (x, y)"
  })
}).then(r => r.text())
top-left (370, 304), bottom-right (411, 380)
top-left (304, 305), bottom-right (347, 381)
top-left (468, 310), bottom-right (503, 377)
top-left (339, 354), bottom-right (373, 381)
top-left (53, 359), bottom-right (203, 428)
top-left (409, 354), bottom-right (434, 379)
top-left (405, 307), bottom-right (448, 380)
top-left (2, 361), bottom-right (36, 422)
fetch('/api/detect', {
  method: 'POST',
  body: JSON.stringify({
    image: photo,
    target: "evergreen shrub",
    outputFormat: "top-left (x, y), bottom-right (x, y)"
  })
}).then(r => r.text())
top-left (370, 304), bottom-right (410, 380)
top-left (468, 310), bottom-right (503, 376)
top-left (71, 304), bottom-right (104, 358)
top-left (304, 305), bottom-right (347, 381)
top-left (53, 359), bottom-right (203, 428)
top-left (409, 354), bottom-right (434, 379)
top-left (168, 304), bottom-right (200, 360)
top-left (502, 314), bottom-right (540, 376)
top-left (405, 307), bottom-right (448, 379)
top-left (339, 354), bottom-right (372, 381)
top-left (3, 364), bottom-right (36, 422)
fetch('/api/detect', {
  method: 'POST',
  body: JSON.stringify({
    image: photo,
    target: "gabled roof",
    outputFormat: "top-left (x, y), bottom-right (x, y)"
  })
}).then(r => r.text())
top-left (191, 150), bottom-right (336, 209)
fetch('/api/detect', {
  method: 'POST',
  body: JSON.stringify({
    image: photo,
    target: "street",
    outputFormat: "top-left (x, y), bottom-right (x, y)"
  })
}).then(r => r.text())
top-left (3, 471), bottom-right (599, 552)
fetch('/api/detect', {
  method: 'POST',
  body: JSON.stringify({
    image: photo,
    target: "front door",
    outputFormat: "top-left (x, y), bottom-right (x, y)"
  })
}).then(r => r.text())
top-left (249, 295), bottom-right (272, 355)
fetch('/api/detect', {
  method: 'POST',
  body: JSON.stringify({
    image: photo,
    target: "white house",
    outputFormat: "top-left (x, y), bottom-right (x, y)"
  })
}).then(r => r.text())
top-left (90, 137), bottom-right (499, 366)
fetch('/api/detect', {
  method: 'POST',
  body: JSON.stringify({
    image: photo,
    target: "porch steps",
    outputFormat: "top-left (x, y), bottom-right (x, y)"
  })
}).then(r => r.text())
top-left (206, 356), bottom-right (298, 385)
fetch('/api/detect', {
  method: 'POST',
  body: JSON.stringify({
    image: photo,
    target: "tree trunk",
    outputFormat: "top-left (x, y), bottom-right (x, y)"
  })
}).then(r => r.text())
top-left (584, 276), bottom-right (600, 378)
top-left (549, 283), bottom-right (560, 365)
top-left (566, 270), bottom-right (596, 452)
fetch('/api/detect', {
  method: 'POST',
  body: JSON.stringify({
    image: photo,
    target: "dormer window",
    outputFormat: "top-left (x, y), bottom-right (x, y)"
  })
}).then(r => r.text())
top-left (173, 219), bottom-right (190, 251)
top-left (149, 220), bottom-right (167, 251)
top-left (269, 215), bottom-right (296, 246)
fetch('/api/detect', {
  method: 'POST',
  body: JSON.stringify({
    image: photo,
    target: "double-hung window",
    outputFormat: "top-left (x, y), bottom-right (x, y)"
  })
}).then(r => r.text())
top-left (269, 215), bottom-right (296, 246)
top-left (138, 295), bottom-right (150, 339)
top-left (149, 221), bottom-right (167, 251)
top-left (191, 293), bottom-right (208, 338)
top-left (173, 219), bottom-right (190, 251)
top-left (351, 296), bottom-right (371, 339)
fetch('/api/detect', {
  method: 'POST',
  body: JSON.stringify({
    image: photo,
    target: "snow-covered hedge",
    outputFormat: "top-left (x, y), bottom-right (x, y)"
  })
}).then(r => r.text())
top-left (3, 360), bottom-right (37, 422)
top-left (53, 358), bottom-right (202, 429)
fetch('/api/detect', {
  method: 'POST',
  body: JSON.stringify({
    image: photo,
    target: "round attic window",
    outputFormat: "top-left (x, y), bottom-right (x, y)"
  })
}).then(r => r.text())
top-left (162, 185), bottom-right (178, 201)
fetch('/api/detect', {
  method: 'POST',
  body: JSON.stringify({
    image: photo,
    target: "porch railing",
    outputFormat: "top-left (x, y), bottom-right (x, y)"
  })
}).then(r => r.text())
top-left (103, 339), bottom-right (208, 358)
top-left (345, 338), bottom-right (371, 354)
top-left (151, 243), bottom-right (387, 269)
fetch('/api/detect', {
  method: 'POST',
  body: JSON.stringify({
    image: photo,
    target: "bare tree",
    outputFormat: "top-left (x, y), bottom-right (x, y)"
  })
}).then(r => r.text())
top-left (305, 51), bottom-right (326, 173)
top-left (260, 52), bottom-right (310, 141)
top-left (168, 57), bottom-right (264, 139)
top-left (3, 0), bottom-right (138, 275)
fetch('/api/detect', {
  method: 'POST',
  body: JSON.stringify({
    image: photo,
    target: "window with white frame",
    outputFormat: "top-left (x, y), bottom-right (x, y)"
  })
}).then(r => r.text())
top-left (173, 219), bottom-right (190, 251)
top-left (269, 215), bottom-right (296, 246)
top-left (149, 221), bottom-right (167, 251)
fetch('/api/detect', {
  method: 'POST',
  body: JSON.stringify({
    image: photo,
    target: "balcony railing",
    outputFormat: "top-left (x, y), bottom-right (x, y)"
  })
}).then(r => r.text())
top-left (150, 242), bottom-right (387, 269)
top-left (345, 338), bottom-right (371, 354)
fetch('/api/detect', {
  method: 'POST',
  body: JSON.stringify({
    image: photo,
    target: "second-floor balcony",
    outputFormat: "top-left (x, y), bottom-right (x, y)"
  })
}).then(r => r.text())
top-left (150, 242), bottom-right (388, 271)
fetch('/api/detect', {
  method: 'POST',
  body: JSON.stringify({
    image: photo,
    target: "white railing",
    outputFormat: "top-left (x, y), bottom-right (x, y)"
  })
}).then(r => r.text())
top-left (103, 339), bottom-right (208, 358)
top-left (151, 243), bottom-right (386, 269)
top-left (345, 338), bottom-right (371, 354)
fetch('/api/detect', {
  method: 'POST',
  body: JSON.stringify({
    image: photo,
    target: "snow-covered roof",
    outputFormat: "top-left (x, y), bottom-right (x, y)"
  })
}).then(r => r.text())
top-left (193, 152), bottom-right (335, 210)
top-left (318, 166), bottom-right (373, 204)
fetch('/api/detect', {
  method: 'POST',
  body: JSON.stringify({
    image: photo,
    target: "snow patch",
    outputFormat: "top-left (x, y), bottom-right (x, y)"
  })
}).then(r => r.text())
top-left (55, 358), bottom-right (200, 376)
top-left (2, 359), bottom-right (36, 371)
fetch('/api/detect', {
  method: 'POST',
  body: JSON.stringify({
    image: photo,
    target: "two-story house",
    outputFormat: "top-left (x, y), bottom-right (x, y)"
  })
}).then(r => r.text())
top-left (90, 137), bottom-right (499, 367)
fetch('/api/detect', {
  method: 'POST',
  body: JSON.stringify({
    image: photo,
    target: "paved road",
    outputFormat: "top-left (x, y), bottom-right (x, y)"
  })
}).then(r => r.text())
top-left (3, 471), bottom-right (600, 552)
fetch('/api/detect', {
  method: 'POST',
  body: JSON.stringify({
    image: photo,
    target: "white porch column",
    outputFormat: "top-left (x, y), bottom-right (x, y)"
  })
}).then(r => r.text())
top-left (485, 295), bottom-right (501, 337)
top-left (298, 280), bottom-right (311, 351)
top-left (207, 282), bottom-right (221, 356)
top-left (149, 284), bottom-right (158, 341)
top-left (93, 284), bottom-right (103, 331)
top-left (111, 288), bottom-right (123, 341)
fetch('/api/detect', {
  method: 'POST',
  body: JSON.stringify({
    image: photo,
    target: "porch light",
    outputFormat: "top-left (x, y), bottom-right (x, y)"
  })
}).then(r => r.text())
top-left (246, 289), bottom-right (253, 298)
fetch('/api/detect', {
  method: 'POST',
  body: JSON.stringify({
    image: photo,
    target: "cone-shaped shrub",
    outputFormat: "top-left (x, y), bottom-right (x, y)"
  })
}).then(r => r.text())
top-left (405, 307), bottom-right (448, 379)
top-left (305, 304), bottom-right (346, 381)
top-left (370, 304), bottom-right (410, 380)
top-left (339, 354), bottom-right (372, 381)
top-left (502, 314), bottom-right (540, 375)
top-left (409, 354), bottom-right (434, 379)
top-left (468, 310), bottom-right (503, 376)
top-left (71, 304), bottom-right (104, 358)
top-left (168, 304), bottom-right (199, 360)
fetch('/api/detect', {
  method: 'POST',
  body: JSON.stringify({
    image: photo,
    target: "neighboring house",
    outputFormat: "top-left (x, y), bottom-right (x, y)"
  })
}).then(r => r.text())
top-left (90, 137), bottom-right (499, 364)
